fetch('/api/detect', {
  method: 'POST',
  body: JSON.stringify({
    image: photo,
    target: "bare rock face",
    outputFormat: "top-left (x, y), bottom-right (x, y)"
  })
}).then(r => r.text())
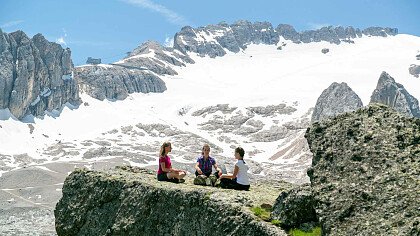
top-left (409, 64), bottom-right (420, 78)
top-left (311, 82), bottom-right (363, 122)
top-left (0, 29), bottom-right (80, 119)
top-left (370, 71), bottom-right (420, 118)
top-left (75, 65), bottom-right (167, 101)
top-left (55, 166), bottom-right (291, 236)
top-left (305, 104), bottom-right (420, 235)
top-left (271, 184), bottom-right (317, 229)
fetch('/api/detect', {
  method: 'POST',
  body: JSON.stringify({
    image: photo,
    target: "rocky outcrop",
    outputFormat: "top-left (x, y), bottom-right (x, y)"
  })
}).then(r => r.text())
top-left (409, 64), bottom-right (420, 78)
top-left (115, 40), bottom-right (195, 76)
top-left (86, 57), bottom-right (101, 65)
top-left (311, 82), bottom-right (363, 122)
top-left (0, 29), bottom-right (80, 119)
top-left (276, 25), bottom-right (395, 45)
top-left (370, 71), bottom-right (420, 117)
top-left (271, 184), bottom-right (317, 229)
top-left (174, 21), bottom-right (278, 58)
top-left (55, 166), bottom-right (291, 236)
top-left (305, 104), bottom-right (420, 235)
top-left (174, 21), bottom-right (397, 58)
top-left (75, 65), bottom-right (166, 101)
top-left (362, 27), bottom-right (398, 37)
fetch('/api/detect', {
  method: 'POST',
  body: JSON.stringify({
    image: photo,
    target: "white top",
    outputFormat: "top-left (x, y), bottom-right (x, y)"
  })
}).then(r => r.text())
top-left (235, 160), bottom-right (249, 185)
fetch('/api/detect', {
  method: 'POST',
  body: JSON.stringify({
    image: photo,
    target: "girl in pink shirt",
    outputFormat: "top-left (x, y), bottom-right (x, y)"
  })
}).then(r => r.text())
top-left (157, 142), bottom-right (186, 183)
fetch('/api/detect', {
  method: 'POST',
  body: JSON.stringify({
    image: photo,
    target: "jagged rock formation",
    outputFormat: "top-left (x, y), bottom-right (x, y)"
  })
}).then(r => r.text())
top-left (76, 41), bottom-right (190, 100)
top-left (86, 57), bottom-right (101, 65)
top-left (409, 64), bottom-right (420, 78)
top-left (311, 82), bottom-right (363, 122)
top-left (174, 21), bottom-right (397, 58)
top-left (305, 104), bottom-right (420, 235)
top-left (78, 22), bottom-right (398, 101)
top-left (370, 71), bottom-right (420, 117)
top-left (75, 65), bottom-right (167, 101)
top-left (113, 40), bottom-right (194, 76)
top-left (0, 29), bottom-right (80, 119)
top-left (55, 166), bottom-right (293, 236)
top-left (174, 21), bottom-right (278, 58)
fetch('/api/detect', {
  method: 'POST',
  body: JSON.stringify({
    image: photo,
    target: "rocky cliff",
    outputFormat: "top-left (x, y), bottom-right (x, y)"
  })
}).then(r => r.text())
top-left (370, 71), bottom-right (420, 118)
top-left (75, 64), bottom-right (167, 101)
top-left (174, 21), bottom-right (397, 58)
top-left (311, 82), bottom-right (363, 122)
top-left (302, 104), bottom-right (419, 235)
top-left (55, 166), bottom-right (294, 236)
top-left (0, 29), bottom-right (80, 119)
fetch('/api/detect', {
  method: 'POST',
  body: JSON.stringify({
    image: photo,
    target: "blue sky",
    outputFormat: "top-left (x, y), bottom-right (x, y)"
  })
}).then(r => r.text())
top-left (1, 0), bottom-right (419, 65)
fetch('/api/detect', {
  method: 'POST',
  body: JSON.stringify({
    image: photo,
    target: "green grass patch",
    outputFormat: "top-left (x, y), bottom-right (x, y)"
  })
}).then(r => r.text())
top-left (271, 219), bottom-right (281, 226)
top-left (251, 206), bottom-right (271, 221)
top-left (289, 227), bottom-right (321, 236)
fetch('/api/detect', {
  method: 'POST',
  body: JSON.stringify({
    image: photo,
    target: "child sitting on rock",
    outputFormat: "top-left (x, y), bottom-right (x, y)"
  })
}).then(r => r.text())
top-left (193, 144), bottom-right (222, 186)
top-left (219, 147), bottom-right (250, 191)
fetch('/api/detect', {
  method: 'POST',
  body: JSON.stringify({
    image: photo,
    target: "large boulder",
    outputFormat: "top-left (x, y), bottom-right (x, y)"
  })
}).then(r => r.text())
top-left (55, 166), bottom-right (291, 236)
top-left (311, 82), bottom-right (363, 122)
top-left (0, 29), bottom-right (80, 119)
top-left (370, 71), bottom-right (420, 117)
top-left (305, 104), bottom-right (420, 235)
top-left (271, 184), bottom-right (317, 229)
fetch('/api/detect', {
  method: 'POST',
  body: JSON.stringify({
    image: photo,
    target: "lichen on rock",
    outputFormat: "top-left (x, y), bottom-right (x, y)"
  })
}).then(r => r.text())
top-left (55, 166), bottom-right (293, 236)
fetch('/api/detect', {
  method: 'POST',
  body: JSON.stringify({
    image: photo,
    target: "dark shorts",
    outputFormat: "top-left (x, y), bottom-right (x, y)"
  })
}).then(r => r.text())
top-left (195, 170), bottom-right (220, 178)
top-left (220, 178), bottom-right (250, 191)
top-left (157, 173), bottom-right (169, 181)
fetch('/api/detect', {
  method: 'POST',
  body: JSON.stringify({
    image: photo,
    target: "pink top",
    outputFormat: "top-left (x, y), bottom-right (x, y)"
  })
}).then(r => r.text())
top-left (158, 155), bottom-right (172, 174)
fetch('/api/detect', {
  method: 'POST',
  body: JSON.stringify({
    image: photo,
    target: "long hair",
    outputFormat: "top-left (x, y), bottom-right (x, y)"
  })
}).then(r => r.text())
top-left (201, 144), bottom-right (210, 156)
top-left (235, 147), bottom-right (245, 163)
top-left (160, 142), bottom-right (171, 158)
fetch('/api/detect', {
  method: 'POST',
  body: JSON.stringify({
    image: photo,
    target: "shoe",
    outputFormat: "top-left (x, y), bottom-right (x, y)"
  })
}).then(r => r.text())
top-left (194, 175), bottom-right (207, 185)
top-left (209, 175), bottom-right (217, 187)
top-left (178, 179), bottom-right (185, 183)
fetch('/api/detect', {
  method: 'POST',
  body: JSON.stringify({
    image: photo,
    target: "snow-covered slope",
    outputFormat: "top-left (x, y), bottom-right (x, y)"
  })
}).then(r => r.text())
top-left (1, 34), bottom-right (420, 183)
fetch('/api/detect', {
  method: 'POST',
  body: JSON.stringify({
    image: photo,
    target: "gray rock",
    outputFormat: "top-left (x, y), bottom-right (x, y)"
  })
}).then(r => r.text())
top-left (250, 125), bottom-right (290, 142)
top-left (409, 64), bottom-right (420, 78)
top-left (75, 65), bottom-right (166, 101)
top-left (312, 82), bottom-right (363, 122)
top-left (246, 104), bottom-right (297, 117)
top-left (192, 104), bottom-right (237, 117)
top-left (305, 104), bottom-right (420, 235)
top-left (321, 48), bottom-right (329, 54)
top-left (272, 184), bottom-right (317, 228)
top-left (86, 57), bottom-right (101, 65)
top-left (174, 20), bottom-right (278, 58)
top-left (277, 25), bottom-right (396, 45)
top-left (55, 166), bottom-right (289, 236)
top-left (123, 40), bottom-right (195, 75)
top-left (362, 27), bottom-right (398, 37)
top-left (276, 24), bottom-right (300, 43)
top-left (370, 71), bottom-right (420, 117)
top-left (0, 29), bottom-right (80, 119)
